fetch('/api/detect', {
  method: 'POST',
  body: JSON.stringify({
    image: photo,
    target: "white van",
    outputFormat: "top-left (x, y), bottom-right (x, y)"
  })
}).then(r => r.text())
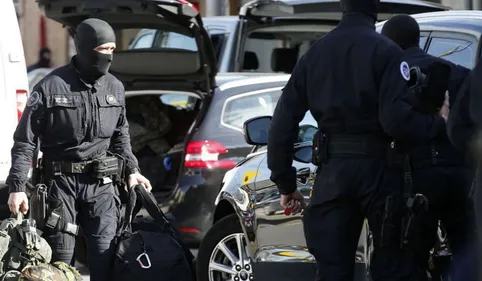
top-left (0, 0), bottom-right (29, 202)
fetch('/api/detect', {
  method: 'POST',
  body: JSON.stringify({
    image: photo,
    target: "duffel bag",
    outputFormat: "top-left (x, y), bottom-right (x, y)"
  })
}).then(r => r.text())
top-left (112, 184), bottom-right (195, 281)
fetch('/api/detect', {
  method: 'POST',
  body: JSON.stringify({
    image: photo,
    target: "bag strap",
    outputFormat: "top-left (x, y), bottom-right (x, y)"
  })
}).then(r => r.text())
top-left (120, 187), bottom-right (138, 232)
top-left (133, 185), bottom-right (170, 229)
top-left (131, 185), bottom-right (196, 279)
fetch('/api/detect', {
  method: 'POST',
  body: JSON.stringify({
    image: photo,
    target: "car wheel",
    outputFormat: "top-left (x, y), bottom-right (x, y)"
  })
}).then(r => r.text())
top-left (197, 214), bottom-right (253, 281)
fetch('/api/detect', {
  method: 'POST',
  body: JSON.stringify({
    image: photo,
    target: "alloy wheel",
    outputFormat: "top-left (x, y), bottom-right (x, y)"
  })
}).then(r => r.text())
top-left (208, 233), bottom-right (253, 281)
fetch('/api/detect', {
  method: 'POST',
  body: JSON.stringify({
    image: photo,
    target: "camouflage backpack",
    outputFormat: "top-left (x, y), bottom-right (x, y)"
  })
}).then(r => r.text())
top-left (1, 216), bottom-right (51, 270)
top-left (0, 262), bottom-right (82, 281)
top-left (0, 215), bottom-right (52, 280)
top-left (18, 262), bottom-right (82, 281)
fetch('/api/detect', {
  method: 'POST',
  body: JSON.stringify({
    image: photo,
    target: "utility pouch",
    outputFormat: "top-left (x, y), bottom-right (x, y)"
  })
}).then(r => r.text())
top-left (92, 156), bottom-right (119, 179)
top-left (113, 153), bottom-right (126, 185)
top-left (27, 183), bottom-right (48, 231)
top-left (312, 131), bottom-right (326, 166)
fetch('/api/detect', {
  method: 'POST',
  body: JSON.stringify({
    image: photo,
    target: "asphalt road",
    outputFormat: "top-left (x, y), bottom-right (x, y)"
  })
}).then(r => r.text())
top-left (80, 249), bottom-right (199, 280)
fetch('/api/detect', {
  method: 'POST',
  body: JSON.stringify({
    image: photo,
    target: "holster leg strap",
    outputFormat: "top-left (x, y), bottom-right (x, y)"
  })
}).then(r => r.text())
top-left (45, 212), bottom-right (79, 236)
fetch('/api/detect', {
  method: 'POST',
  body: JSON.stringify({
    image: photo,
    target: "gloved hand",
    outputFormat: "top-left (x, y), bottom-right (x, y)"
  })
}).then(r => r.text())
top-left (8, 192), bottom-right (29, 215)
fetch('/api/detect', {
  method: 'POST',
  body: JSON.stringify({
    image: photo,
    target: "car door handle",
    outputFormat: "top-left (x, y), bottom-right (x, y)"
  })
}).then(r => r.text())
top-left (296, 167), bottom-right (311, 178)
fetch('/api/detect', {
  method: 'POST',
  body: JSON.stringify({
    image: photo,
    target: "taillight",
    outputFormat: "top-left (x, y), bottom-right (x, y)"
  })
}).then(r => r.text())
top-left (16, 89), bottom-right (28, 122)
top-left (184, 140), bottom-right (237, 169)
top-left (179, 227), bottom-right (200, 233)
top-left (177, 0), bottom-right (200, 12)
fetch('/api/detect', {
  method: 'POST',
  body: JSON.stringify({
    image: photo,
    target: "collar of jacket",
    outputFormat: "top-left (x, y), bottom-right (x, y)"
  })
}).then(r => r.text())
top-left (338, 13), bottom-right (376, 29)
top-left (404, 46), bottom-right (424, 57)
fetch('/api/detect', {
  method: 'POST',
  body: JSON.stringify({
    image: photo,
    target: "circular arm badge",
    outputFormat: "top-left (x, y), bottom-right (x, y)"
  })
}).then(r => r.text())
top-left (400, 61), bottom-right (410, 81)
top-left (26, 91), bottom-right (40, 107)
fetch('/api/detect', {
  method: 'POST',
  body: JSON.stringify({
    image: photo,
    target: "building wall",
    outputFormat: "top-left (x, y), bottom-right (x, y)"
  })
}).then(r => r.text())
top-left (442, 0), bottom-right (468, 9)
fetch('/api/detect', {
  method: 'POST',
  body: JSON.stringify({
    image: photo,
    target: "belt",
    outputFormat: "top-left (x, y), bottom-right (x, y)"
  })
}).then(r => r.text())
top-left (43, 160), bottom-right (94, 176)
top-left (407, 144), bottom-right (465, 168)
top-left (327, 135), bottom-right (391, 158)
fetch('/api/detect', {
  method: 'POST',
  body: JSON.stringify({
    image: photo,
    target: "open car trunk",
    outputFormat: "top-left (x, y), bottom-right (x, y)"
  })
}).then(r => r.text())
top-left (125, 91), bottom-right (201, 201)
top-left (37, 0), bottom-right (217, 91)
top-left (237, 0), bottom-right (450, 72)
top-left (36, 0), bottom-right (217, 201)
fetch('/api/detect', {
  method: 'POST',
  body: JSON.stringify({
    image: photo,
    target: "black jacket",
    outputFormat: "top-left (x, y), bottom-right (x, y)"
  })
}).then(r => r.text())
top-left (402, 46), bottom-right (470, 167)
top-left (447, 60), bottom-right (481, 159)
top-left (267, 13), bottom-right (445, 195)
top-left (7, 57), bottom-right (139, 193)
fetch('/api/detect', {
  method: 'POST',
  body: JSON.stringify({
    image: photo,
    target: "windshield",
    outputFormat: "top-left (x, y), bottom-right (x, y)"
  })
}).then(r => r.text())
top-left (128, 30), bottom-right (198, 51)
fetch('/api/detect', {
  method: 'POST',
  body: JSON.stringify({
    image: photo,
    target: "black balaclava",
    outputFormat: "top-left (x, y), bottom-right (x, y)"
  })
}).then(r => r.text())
top-left (38, 47), bottom-right (51, 68)
top-left (340, 0), bottom-right (380, 21)
top-left (74, 18), bottom-right (116, 81)
top-left (381, 14), bottom-right (420, 50)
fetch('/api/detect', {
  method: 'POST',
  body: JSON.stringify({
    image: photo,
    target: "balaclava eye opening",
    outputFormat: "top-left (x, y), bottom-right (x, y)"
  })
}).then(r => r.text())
top-left (340, 0), bottom-right (380, 21)
top-left (74, 18), bottom-right (116, 82)
top-left (381, 14), bottom-right (420, 50)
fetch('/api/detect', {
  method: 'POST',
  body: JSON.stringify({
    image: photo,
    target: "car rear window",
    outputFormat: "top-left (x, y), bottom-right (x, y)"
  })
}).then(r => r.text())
top-left (427, 37), bottom-right (475, 69)
top-left (128, 29), bottom-right (198, 52)
top-left (222, 89), bottom-right (282, 131)
top-left (222, 88), bottom-right (318, 132)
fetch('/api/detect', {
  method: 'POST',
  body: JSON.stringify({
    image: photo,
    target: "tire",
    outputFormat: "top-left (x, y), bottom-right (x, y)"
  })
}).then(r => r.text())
top-left (197, 214), bottom-right (252, 281)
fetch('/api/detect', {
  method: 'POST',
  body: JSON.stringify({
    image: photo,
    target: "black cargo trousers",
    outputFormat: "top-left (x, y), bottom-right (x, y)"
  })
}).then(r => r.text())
top-left (43, 172), bottom-right (121, 281)
top-left (410, 164), bottom-right (476, 281)
top-left (303, 138), bottom-right (425, 281)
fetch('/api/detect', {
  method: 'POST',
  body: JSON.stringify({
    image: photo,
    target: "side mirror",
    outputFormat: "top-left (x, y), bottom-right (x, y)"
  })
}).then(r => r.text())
top-left (243, 116), bottom-right (272, 145)
top-left (298, 125), bottom-right (318, 143)
top-left (293, 146), bottom-right (312, 164)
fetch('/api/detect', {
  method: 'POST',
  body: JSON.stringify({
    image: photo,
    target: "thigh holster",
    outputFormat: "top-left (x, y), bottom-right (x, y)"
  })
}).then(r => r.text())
top-left (45, 198), bottom-right (79, 236)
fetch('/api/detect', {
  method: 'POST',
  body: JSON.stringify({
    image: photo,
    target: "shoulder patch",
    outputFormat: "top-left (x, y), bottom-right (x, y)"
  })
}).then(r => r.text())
top-left (26, 91), bottom-right (40, 107)
top-left (400, 61), bottom-right (410, 81)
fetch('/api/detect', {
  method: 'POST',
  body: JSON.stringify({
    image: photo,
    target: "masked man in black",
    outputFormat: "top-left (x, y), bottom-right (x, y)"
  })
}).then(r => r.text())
top-left (381, 14), bottom-right (476, 281)
top-left (447, 54), bottom-right (482, 281)
top-left (6, 18), bottom-right (151, 281)
top-left (267, 0), bottom-right (448, 280)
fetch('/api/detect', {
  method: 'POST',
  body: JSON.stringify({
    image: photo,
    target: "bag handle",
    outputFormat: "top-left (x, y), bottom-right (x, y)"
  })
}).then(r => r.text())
top-left (120, 187), bottom-right (138, 232)
top-left (133, 184), bottom-right (171, 229)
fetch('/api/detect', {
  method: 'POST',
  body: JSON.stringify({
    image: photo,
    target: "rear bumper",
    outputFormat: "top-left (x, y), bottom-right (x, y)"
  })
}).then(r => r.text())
top-left (167, 169), bottom-right (227, 247)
